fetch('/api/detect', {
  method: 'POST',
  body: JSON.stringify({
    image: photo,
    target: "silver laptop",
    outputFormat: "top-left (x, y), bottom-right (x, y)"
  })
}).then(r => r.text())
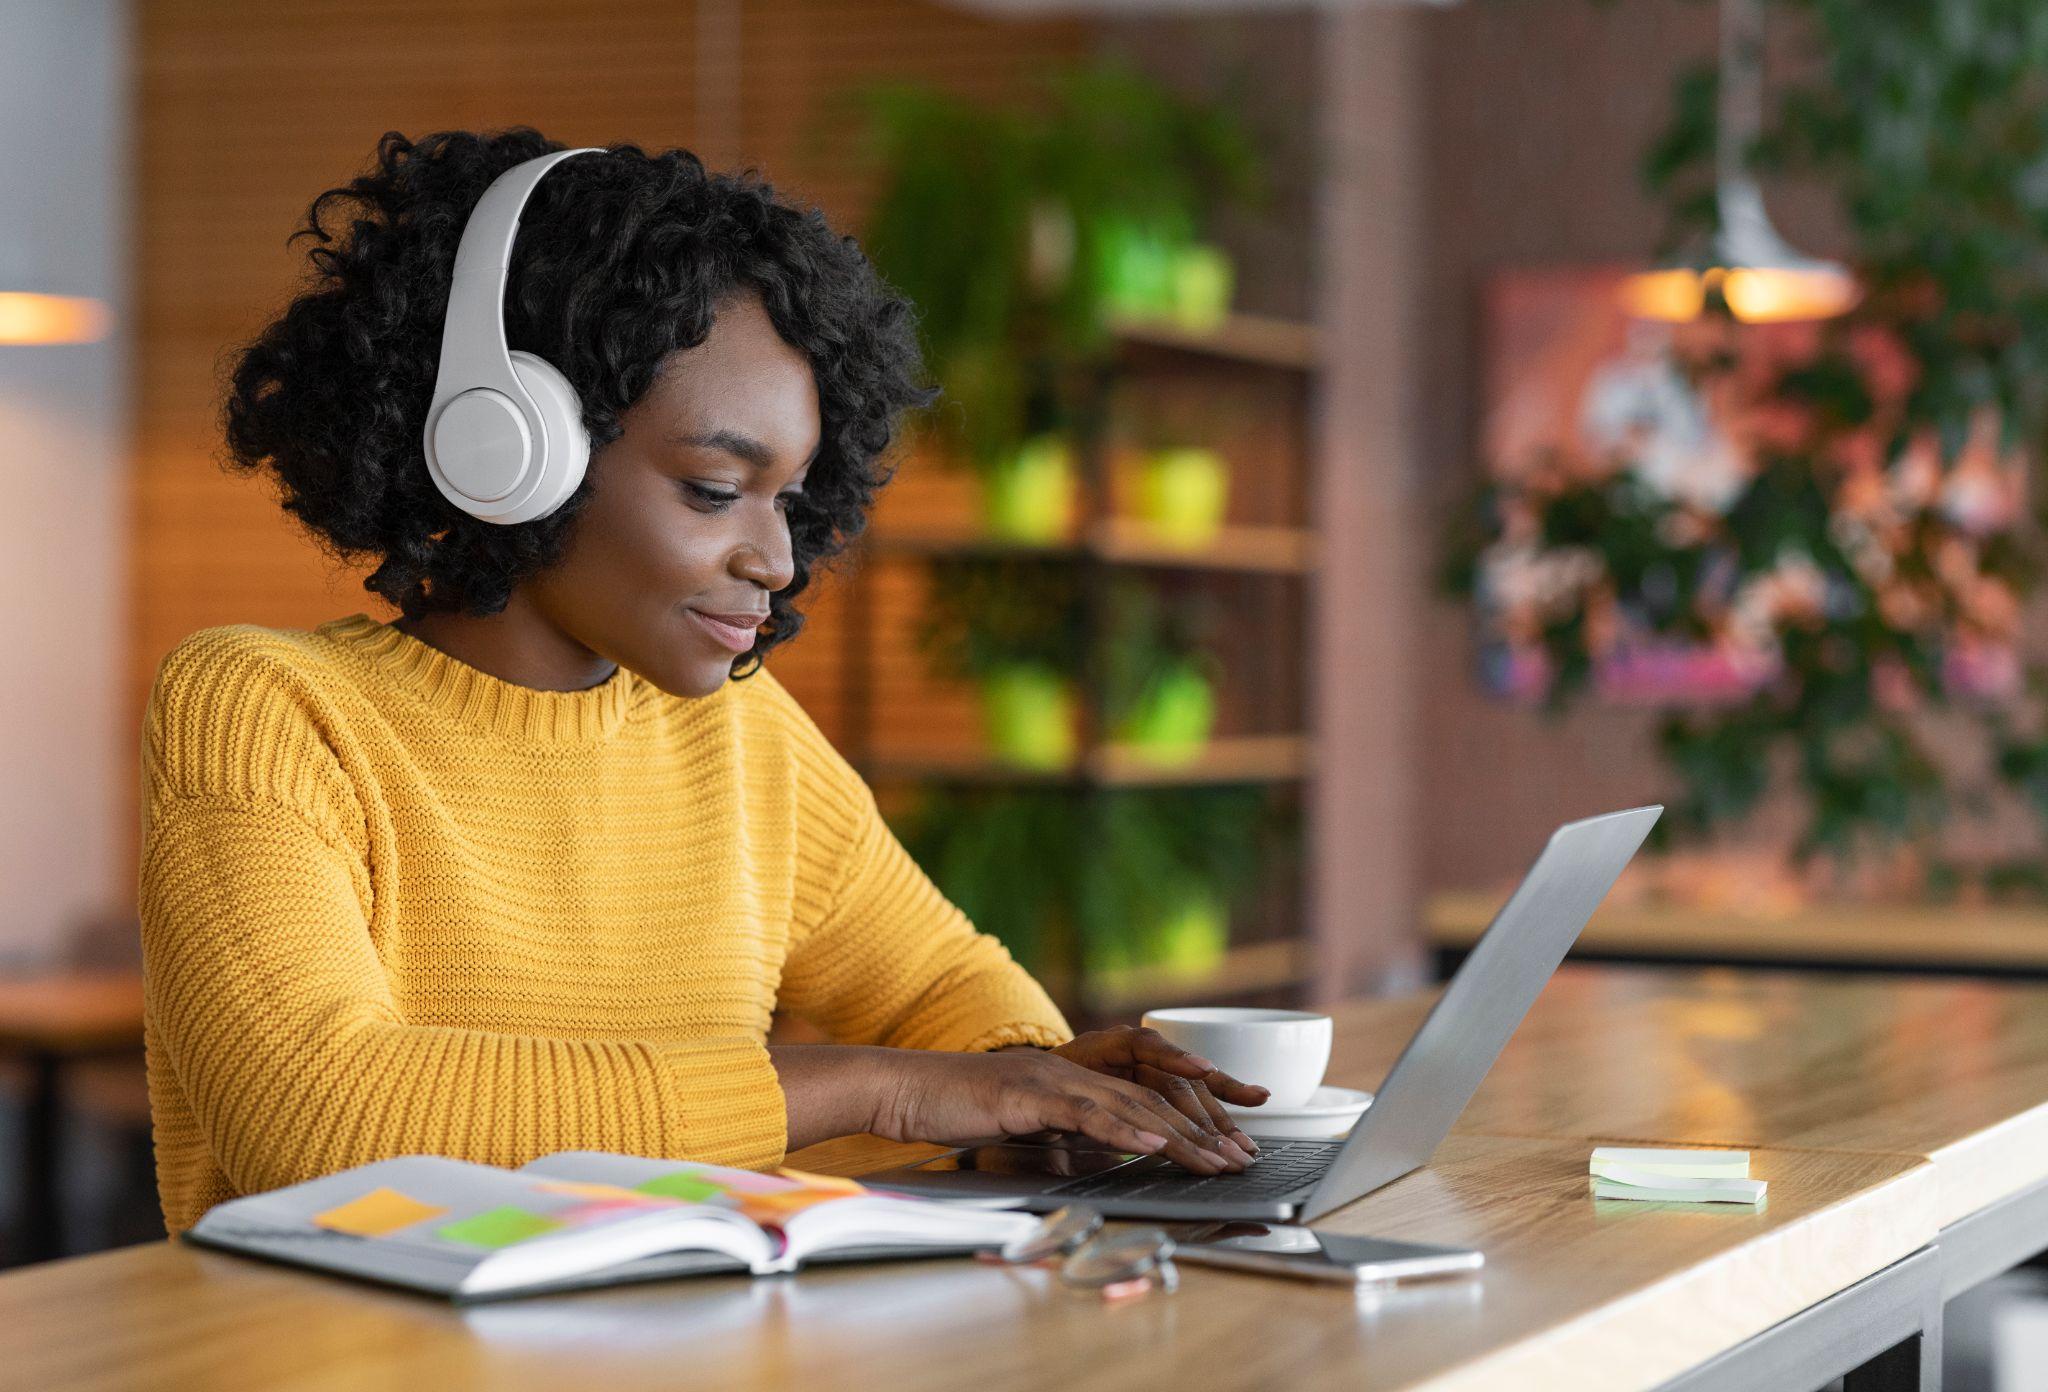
top-left (865, 805), bottom-right (1661, 1222)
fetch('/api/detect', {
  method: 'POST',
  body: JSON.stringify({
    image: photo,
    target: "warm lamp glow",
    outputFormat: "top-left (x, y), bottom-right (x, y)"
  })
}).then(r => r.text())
top-left (1619, 269), bottom-right (1707, 322)
top-left (0, 292), bottom-right (112, 345)
top-left (1620, 263), bottom-right (1862, 324)
top-left (1722, 265), bottom-right (1860, 322)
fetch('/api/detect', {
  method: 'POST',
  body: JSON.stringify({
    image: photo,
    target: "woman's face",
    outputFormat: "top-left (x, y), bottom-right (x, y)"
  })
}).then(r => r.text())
top-left (525, 287), bottom-right (820, 699)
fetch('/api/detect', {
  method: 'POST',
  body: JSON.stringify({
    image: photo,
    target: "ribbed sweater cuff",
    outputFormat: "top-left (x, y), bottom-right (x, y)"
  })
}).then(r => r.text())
top-left (649, 1037), bottom-right (788, 1169)
top-left (955, 1020), bottom-right (1074, 1053)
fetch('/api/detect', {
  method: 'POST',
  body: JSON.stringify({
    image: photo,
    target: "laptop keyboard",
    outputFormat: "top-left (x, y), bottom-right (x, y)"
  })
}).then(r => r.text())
top-left (1045, 1139), bottom-right (1344, 1203)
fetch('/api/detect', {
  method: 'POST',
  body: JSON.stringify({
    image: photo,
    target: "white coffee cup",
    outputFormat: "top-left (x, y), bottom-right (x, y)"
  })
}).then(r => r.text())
top-left (1140, 1006), bottom-right (1334, 1109)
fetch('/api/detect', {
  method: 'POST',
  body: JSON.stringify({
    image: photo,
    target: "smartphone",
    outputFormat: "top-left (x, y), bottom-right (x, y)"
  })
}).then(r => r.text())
top-left (1171, 1223), bottom-right (1483, 1284)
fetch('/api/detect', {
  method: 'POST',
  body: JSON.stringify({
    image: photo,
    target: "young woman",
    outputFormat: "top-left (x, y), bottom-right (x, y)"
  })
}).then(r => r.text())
top-left (137, 128), bottom-right (1263, 1236)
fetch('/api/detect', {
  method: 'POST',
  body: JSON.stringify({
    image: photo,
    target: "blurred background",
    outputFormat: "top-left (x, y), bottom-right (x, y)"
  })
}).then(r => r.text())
top-left (5, 0), bottom-right (2047, 1380)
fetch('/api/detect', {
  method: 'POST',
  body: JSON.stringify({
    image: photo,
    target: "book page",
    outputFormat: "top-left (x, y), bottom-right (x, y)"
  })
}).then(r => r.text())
top-left (521, 1153), bottom-right (863, 1230)
top-left (523, 1152), bottom-right (1035, 1270)
top-left (779, 1194), bottom-right (1039, 1266)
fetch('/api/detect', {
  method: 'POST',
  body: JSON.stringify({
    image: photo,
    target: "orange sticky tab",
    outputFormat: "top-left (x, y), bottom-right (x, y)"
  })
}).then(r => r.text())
top-left (531, 1180), bottom-right (652, 1202)
top-left (774, 1167), bottom-right (866, 1194)
top-left (312, 1187), bottom-right (447, 1237)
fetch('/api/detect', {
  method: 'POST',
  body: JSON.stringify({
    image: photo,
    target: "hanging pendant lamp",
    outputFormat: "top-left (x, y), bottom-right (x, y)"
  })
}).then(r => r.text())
top-left (1621, 0), bottom-right (1858, 324)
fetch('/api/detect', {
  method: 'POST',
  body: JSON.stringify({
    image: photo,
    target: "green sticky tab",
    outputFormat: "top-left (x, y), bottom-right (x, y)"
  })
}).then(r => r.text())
top-left (634, 1171), bottom-right (725, 1203)
top-left (437, 1206), bottom-right (564, 1249)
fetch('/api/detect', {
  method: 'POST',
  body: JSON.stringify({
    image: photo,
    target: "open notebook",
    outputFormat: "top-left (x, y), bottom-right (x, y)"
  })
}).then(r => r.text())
top-left (183, 1152), bottom-right (1039, 1302)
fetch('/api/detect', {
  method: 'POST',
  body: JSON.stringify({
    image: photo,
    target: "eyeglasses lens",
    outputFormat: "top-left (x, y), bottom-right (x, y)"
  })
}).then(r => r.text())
top-left (1000, 1205), bottom-right (1106, 1265)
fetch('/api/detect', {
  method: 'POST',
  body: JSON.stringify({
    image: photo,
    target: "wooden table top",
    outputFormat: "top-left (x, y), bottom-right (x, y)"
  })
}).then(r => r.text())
top-left (13, 962), bottom-right (2048, 1390)
top-left (1325, 963), bottom-right (2048, 1226)
top-left (0, 1131), bottom-right (1934, 1392)
top-left (0, 973), bottom-right (145, 1054)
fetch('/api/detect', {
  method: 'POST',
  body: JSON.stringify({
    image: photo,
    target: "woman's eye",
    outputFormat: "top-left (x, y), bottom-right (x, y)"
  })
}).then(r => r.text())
top-left (776, 491), bottom-right (804, 512)
top-left (683, 482), bottom-right (739, 510)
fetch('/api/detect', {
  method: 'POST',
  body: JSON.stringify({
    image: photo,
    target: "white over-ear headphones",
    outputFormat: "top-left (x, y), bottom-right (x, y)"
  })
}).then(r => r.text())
top-left (422, 146), bottom-right (605, 524)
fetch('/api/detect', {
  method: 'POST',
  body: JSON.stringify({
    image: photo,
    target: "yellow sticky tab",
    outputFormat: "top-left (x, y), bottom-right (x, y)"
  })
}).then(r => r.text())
top-left (312, 1187), bottom-right (447, 1237)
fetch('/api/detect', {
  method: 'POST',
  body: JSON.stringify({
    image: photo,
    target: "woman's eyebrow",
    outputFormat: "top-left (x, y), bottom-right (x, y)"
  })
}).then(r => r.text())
top-left (668, 428), bottom-right (821, 473)
top-left (669, 428), bottom-right (774, 470)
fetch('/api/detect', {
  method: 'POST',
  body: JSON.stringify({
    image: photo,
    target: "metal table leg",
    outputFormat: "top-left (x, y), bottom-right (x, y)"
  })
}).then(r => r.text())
top-left (1843, 1319), bottom-right (1942, 1392)
top-left (1656, 1245), bottom-right (1943, 1392)
top-left (18, 1048), bottom-right (64, 1263)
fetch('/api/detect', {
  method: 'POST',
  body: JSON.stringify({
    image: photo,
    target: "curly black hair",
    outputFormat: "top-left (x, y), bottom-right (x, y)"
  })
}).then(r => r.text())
top-left (220, 126), bottom-right (940, 677)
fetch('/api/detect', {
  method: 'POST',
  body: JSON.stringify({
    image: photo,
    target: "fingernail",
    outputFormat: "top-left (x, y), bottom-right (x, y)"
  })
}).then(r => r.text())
top-left (1185, 1054), bottom-right (1217, 1072)
top-left (1136, 1131), bottom-right (1169, 1151)
top-left (1221, 1139), bottom-right (1252, 1166)
top-left (1233, 1131), bottom-right (1260, 1154)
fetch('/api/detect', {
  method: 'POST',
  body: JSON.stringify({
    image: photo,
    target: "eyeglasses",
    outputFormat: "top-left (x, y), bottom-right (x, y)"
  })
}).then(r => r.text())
top-left (989, 1205), bottom-right (1178, 1300)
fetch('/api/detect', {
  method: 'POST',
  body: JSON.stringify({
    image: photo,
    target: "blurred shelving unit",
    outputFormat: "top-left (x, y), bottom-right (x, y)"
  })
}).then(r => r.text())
top-left (839, 308), bottom-right (1324, 1027)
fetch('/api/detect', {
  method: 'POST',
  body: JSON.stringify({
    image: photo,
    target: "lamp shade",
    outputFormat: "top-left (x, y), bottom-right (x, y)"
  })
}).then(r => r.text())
top-left (0, 291), bottom-right (112, 344)
top-left (1621, 180), bottom-right (1859, 325)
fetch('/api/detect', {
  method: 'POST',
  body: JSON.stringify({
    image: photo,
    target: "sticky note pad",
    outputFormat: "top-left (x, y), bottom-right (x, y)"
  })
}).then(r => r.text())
top-left (1590, 1146), bottom-right (1749, 1180)
top-left (1591, 1172), bottom-right (1768, 1204)
top-left (312, 1188), bottom-right (447, 1237)
top-left (634, 1172), bottom-right (726, 1203)
top-left (436, 1206), bottom-right (564, 1249)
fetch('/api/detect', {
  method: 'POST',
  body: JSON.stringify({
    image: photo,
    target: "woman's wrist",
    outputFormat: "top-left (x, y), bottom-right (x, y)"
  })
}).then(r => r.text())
top-left (767, 1043), bottom-right (894, 1150)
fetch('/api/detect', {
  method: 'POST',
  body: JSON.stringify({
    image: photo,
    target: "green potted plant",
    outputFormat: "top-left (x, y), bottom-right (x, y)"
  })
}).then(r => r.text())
top-left (1102, 576), bottom-right (1221, 764)
top-left (1076, 787), bottom-right (1275, 982)
top-left (1092, 210), bottom-right (1236, 332)
top-left (918, 558), bottom-right (1086, 769)
top-left (894, 784), bottom-right (1280, 986)
top-left (895, 788), bottom-right (1078, 974)
top-left (837, 53), bottom-right (1268, 510)
top-left (1115, 385), bottom-right (1246, 545)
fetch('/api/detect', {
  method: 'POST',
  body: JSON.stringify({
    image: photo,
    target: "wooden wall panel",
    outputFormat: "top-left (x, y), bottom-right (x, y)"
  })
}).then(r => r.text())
top-left (126, 0), bottom-right (1091, 895)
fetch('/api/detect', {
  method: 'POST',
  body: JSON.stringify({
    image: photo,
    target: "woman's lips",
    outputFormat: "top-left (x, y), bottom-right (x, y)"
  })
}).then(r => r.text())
top-left (687, 607), bottom-right (764, 653)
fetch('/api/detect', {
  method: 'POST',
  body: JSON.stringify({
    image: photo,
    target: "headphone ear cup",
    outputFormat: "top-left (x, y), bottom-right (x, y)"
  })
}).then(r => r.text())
top-left (505, 350), bottom-right (591, 522)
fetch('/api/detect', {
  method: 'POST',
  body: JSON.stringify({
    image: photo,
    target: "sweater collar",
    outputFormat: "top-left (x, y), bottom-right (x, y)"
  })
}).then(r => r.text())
top-left (319, 613), bottom-right (639, 744)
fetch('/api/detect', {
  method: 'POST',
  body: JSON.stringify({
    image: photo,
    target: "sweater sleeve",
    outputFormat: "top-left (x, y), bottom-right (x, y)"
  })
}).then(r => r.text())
top-left (138, 635), bottom-right (787, 1207)
top-left (765, 679), bottom-right (1074, 1054)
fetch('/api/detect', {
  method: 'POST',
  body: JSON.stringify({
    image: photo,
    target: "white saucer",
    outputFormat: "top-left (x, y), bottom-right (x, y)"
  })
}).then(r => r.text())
top-left (1222, 1085), bottom-right (1373, 1140)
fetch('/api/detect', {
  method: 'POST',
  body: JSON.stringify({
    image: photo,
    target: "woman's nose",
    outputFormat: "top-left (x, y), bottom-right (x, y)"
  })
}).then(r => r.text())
top-left (732, 508), bottom-right (796, 592)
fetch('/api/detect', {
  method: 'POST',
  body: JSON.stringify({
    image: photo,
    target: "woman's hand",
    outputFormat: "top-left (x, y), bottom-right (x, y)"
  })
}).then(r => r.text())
top-left (1041, 1026), bottom-right (1268, 1163)
top-left (868, 1043), bottom-right (1260, 1174)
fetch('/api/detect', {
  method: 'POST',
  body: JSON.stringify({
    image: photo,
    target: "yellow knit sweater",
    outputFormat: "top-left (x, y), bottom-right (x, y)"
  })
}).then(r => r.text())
top-left (137, 614), bottom-right (1071, 1235)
